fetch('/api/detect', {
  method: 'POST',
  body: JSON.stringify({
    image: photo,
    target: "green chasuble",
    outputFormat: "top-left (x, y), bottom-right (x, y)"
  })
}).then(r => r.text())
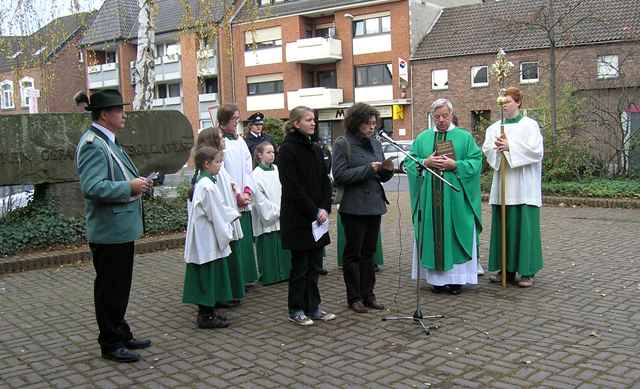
top-left (406, 127), bottom-right (483, 272)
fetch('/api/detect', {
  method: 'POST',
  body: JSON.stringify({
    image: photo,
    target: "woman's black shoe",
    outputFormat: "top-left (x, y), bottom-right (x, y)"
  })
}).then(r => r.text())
top-left (101, 347), bottom-right (140, 363)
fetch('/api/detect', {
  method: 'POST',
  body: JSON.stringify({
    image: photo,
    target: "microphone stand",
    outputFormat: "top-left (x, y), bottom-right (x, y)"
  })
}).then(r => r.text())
top-left (377, 130), bottom-right (447, 336)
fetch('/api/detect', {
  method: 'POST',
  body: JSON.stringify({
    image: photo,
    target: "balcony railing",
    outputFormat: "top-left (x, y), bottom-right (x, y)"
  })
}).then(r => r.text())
top-left (286, 38), bottom-right (342, 65)
top-left (287, 87), bottom-right (343, 110)
top-left (87, 63), bottom-right (119, 89)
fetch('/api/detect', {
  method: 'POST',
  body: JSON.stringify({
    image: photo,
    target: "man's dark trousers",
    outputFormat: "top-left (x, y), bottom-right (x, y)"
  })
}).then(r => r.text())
top-left (90, 242), bottom-right (135, 352)
top-left (341, 213), bottom-right (381, 306)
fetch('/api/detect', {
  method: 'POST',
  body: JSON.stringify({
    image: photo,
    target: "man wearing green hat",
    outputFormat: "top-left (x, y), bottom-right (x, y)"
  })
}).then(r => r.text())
top-left (74, 89), bottom-right (152, 363)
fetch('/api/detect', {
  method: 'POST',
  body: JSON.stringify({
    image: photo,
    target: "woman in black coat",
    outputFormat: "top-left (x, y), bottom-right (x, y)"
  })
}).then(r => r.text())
top-left (332, 103), bottom-right (394, 313)
top-left (277, 106), bottom-right (336, 326)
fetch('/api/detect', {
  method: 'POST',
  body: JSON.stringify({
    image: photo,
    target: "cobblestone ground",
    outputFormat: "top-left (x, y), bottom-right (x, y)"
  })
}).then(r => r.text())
top-left (1, 192), bottom-right (640, 389)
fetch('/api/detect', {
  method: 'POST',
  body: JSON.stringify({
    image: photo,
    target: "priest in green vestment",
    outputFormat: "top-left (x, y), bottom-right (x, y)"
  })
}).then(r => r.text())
top-left (406, 98), bottom-right (483, 295)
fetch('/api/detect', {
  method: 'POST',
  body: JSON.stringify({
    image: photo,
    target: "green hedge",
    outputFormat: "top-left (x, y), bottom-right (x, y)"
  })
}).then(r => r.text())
top-left (481, 175), bottom-right (640, 199)
top-left (0, 196), bottom-right (187, 257)
top-left (541, 179), bottom-right (640, 199)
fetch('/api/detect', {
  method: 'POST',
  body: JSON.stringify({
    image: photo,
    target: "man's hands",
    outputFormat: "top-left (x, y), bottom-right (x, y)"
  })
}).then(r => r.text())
top-left (130, 177), bottom-right (152, 195)
top-left (317, 208), bottom-right (328, 223)
top-left (382, 158), bottom-right (395, 171)
top-left (494, 133), bottom-right (509, 152)
top-left (424, 153), bottom-right (456, 171)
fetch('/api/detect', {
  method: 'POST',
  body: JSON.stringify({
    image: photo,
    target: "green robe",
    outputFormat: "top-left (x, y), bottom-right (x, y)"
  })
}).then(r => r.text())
top-left (406, 127), bottom-right (483, 272)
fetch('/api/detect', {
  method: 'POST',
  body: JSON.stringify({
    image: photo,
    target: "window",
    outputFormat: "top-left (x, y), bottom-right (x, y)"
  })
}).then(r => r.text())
top-left (1, 80), bottom-right (14, 109)
top-left (105, 51), bottom-right (116, 64)
top-left (355, 64), bottom-right (392, 87)
top-left (247, 80), bottom-right (284, 95)
top-left (316, 70), bottom-right (337, 88)
top-left (201, 77), bottom-right (218, 94)
top-left (20, 77), bottom-right (34, 107)
top-left (245, 27), bottom-right (282, 51)
top-left (520, 62), bottom-right (539, 83)
top-left (156, 82), bottom-right (181, 98)
top-left (314, 26), bottom-right (336, 39)
top-left (156, 43), bottom-right (180, 58)
top-left (259, 0), bottom-right (285, 5)
top-left (431, 69), bottom-right (448, 90)
top-left (471, 65), bottom-right (488, 87)
top-left (200, 119), bottom-right (213, 129)
top-left (353, 15), bottom-right (391, 36)
top-left (597, 55), bottom-right (619, 79)
top-left (78, 51), bottom-right (84, 63)
top-left (381, 118), bottom-right (393, 135)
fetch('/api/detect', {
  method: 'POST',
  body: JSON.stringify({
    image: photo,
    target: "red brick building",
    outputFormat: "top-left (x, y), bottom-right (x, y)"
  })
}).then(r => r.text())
top-left (0, 13), bottom-right (94, 115)
top-left (410, 0), bottom-right (640, 168)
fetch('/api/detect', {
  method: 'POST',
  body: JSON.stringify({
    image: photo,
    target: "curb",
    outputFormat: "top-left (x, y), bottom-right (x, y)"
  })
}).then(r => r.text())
top-left (2, 195), bottom-right (639, 276)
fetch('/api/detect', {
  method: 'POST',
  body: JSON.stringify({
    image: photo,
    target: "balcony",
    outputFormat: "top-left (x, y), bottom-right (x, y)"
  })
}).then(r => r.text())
top-left (197, 49), bottom-right (217, 77)
top-left (151, 96), bottom-right (183, 112)
top-left (352, 33), bottom-right (391, 55)
top-left (354, 85), bottom-right (393, 103)
top-left (286, 38), bottom-right (342, 65)
top-left (130, 56), bottom-right (181, 83)
top-left (247, 93), bottom-right (285, 111)
top-left (287, 88), bottom-right (343, 110)
top-left (87, 63), bottom-right (119, 89)
top-left (245, 47), bottom-right (282, 67)
top-left (198, 93), bottom-right (217, 120)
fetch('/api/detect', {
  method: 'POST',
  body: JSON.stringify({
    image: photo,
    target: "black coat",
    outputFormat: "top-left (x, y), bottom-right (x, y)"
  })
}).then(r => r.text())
top-left (277, 130), bottom-right (332, 250)
top-left (244, 132), bottom-right (274, 157)
top-left (332, 133), bottom-right (392, 216)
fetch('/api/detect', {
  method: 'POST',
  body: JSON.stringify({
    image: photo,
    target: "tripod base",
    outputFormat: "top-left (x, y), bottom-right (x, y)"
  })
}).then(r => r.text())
top-left (382, 310), bottom-right (444, 336)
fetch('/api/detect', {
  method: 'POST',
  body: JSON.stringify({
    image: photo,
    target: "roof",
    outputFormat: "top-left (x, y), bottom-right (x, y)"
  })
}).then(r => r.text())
top-left (82, 0), bottom-right (233, 46)
top-left (233, 0), bottom-right (379, 24)
top-left (81, 0), bottom-right (139, 46)
top-left (413, 0), bottom-right (640, 60)
top-left (0, 12), bottom-right (94, 73)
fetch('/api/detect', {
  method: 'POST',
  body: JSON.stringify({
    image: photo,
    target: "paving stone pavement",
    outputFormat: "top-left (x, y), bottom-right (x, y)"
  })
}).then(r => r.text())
top-left (1, 192), bottom-right (640, 389)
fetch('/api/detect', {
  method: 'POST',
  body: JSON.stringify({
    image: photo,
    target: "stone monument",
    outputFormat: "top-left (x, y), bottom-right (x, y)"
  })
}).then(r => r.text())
top-left (0, 110), bottom-right (194, 217)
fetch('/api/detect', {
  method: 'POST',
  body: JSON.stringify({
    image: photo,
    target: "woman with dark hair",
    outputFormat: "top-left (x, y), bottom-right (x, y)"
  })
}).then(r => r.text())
top-left (332, 103), bottom-right (394, 314)
top-left (277, 106), bottom-right (336, 325)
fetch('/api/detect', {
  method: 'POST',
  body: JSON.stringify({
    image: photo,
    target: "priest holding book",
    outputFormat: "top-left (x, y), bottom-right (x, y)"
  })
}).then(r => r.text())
top-left (407, 98), bottom-right (483, 295)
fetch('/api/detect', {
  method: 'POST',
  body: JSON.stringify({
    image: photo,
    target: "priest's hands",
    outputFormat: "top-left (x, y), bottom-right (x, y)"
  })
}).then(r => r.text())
top-left (317, 208), bottom-right (328, 223)
top-left (424, 153), bottom-right (456, 171)
top-left (494, 134), bottom-right (509, 152)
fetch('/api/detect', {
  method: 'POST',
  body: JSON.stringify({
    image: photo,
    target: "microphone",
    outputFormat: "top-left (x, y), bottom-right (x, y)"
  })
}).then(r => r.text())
top-left (376, 128), bottom-right (393, 143)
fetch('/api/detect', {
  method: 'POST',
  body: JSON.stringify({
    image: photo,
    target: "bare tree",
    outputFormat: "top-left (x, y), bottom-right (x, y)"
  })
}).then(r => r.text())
top-left (132, 0), bottom-right (157, 110)
top-left (504, 0), bottom-right (602, 144)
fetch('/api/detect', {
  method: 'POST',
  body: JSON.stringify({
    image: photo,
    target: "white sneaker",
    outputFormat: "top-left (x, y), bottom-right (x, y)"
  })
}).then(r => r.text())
top-left (288, 311), bottom-right (314, 326)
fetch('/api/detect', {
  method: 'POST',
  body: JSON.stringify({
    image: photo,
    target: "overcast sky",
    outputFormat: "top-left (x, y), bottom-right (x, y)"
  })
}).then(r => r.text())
top-left (1, 0), bottom-right (105, 35)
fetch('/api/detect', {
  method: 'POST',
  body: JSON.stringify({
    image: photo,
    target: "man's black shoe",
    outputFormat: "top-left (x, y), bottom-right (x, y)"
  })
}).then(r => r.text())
top-left (431, 285), bottom-right (447, 294)
top-left (318, 268), bottom-right (328, 276)
top-left (125, 338), bottom-right (152, 350)
top-left (102, 347), bottom-right (140, 363)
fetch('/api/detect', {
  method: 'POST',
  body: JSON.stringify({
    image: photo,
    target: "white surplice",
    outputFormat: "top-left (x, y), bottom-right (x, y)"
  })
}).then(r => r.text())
top-left (411, 227), bottom-right (478, 286)
top-left (251, 165), bottom-right (282, 237)
top-left (482, 116), bottom-right (543, 207)
top-left (216, 167), bottom-right (244, 241)
top-left (224, 136), bottom-right (255, 211)
top-left (184, 176), bottom-right (240, 265)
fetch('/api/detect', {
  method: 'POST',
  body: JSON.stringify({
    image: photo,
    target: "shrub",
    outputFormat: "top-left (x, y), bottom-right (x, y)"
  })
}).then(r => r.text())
top-left (263, 117), bottom-right (285, 146)
top-left (0, 196), bottom-right (188, 257)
